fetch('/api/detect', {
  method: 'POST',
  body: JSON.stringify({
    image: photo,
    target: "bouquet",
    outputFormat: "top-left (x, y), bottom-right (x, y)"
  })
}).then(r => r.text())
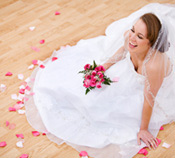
top-left (79, 60), bottom-right (112, 94)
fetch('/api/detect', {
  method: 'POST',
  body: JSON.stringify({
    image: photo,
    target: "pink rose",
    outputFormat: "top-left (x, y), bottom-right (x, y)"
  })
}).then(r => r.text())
top-left (84, 64), bottom-right (90, 70)
top-left (83, 79), bottom-right (91, 88)
top-left (91, 70), bottom-right (96, 76)
top-left (85, 75), bottom-right (91, 79)
top-left (90, 80), bottom-right (96, 87)
top-left (97, 72), bottom-right (104, 78)
top-left (96, 82), bottom-right (102, 88)
top-left (100, 78), bottom-right (105, 82)
top-left (99, 65), bottom-right (106, 71)
top-left (91, 76), bottom-right (96, 82)
top-left (95, 66), bottom-right (100, 72)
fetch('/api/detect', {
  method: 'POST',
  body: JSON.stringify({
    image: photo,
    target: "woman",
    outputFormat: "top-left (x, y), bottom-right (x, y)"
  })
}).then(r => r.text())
top-left (25, 3), bottom-right (175, 158)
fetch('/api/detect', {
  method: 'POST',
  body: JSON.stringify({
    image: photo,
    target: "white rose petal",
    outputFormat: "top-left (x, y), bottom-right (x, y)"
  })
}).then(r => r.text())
top-left (18, 74), bottom-right (24, 80)
top-left (0, 84), bottom-right (6, 92)
top-left (16, 141), bottom-right (23, 148)
top-left (25, 77), bottom-right (31, 83)
top-left (162, 142), bottom-right (171, 148)
top-left (18, 110), bottom-right (26, 114)
top-left (11, 94), bottom-right (18, 100)
top-left (19, 85), bottom-right (25, 89)
top-left (28, 64), bottom-right (34, 70)
top-left (18, 94), bottom-right (25, 101)
top-left (29, 26), bottom-right (35, 31)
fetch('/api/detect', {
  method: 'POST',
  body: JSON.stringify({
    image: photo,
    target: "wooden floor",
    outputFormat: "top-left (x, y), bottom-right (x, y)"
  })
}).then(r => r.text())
top-left (0, 0), bottom-right (175, 158)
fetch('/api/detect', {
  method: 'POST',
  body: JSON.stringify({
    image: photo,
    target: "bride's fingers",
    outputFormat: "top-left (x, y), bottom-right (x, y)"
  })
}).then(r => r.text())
top-left (148, 138), bottom-right (157, 149)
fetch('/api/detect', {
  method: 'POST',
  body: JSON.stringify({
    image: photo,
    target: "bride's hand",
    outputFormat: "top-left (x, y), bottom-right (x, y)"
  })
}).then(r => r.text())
top-left (137, 129), bottom-right (158, 150)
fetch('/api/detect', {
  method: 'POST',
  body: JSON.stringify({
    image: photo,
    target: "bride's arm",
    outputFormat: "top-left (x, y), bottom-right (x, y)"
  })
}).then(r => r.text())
top-left (102, 46), bottom-right (125, 70)
top-left (137, 60), bottom-right (164, 149)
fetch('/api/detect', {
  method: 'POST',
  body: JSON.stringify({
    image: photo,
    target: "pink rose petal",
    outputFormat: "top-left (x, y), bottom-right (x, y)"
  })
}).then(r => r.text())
top-left (24, 97), bottom-right (29, 101)
top-left (13, 104), bottom-right (22, 110)
top-left (52, 57), bottom-right (58, 61)
top-left (20, 154), bottom-right (29, 158)
top-left (40, 65), bottom-right (45, 69)
top-left (16, 134), bottom-right (24, 139)
top-left (138, 148), bottom-right (148, 156)
top-left (79, 151), bottom-right (88, 157)
top-left (9, 123), bottom-right (16, 130)
top-left (5, 72), bottom-right (13, 76)
top-left (29, 92), bottom-right (35, 96)
top-left (40, 39), bottom-right (45, 44)
top-left (25, 86), bottom-right (31, 91)
top-left (42, 133), bottom-right (46, 135)
top-left (112, 77), bottom-right (119, 82)
top-left (31, 46), bottom-right (40, 52)
top-left (156, 138), bottom-right (161, 146)
top-left (32, 131), bottom-right (40, 136)
top-left (0, 141), bottom-right (7, 147)
top-left (19, 89), bottom-right (25, 94)
top-left (6, 121), bottom-right (10, 127)
top-left (17, 101), bottom-right (24, 104)
top-left (160, 126), bottom-right (164, 130)
top-left (55, 11), bottom-right (61, 15)
top-left (8, 107), bottom-right (16, 112)
top-left (32, 60), bottom-right (38, 65)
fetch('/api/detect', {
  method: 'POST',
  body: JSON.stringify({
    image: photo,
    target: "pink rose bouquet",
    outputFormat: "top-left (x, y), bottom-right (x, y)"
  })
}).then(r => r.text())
top-left (79, 60), bottom-right (112, 94)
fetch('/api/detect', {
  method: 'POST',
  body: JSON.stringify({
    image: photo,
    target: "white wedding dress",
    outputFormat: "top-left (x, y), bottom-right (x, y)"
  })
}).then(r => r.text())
top-left (25, 3), bottom-right (175, 158)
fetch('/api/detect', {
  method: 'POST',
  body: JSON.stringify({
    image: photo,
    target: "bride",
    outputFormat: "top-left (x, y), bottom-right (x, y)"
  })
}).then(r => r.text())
top-left (25, 3), bottom-right (175, 158)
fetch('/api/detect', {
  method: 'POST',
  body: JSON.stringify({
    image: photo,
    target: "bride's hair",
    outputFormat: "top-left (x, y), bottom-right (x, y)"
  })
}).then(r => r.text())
top-left (140, 13), bottom-right (169, 52)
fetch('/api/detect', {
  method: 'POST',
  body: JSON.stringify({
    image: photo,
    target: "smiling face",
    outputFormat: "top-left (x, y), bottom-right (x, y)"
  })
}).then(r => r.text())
top-left (127, 19), bottom-right (151, 55)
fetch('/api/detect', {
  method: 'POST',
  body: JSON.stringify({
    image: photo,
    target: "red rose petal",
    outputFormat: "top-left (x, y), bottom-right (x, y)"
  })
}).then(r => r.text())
top-left (40, 65), bottom-right (45, 69)
top-left (79, 151), bottom-right (88, 157)
top-left (42, 133), bottom-right (46, 135)
top-left (160, 126), bottom-right (164, 130)
top-left (19, 89), bottom-right (25, 94)
top-left (138, 148), bottom-right (148, 156)
top-left (55, 11), bottom-right (61, 15)
top-left (40, 39), bottom-right (45, 44)
top-left (20, 154), bottom-right (29, 158)
top-left (5, 72), bottom-right (13, 76)
top-left (16, 134), bottom-right (24, 139)
top-left (0, 141), bottom-right (7, 147)
top-left (8, 107), bottom-right (16, 112)
top-left (32, 131), bottom-right (40, 136)
top-left (52, 57), bottom-right (58, 61)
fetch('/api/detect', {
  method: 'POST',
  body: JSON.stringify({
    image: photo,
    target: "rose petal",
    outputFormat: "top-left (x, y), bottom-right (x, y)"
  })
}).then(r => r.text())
top-left (29, 26), bottom-right (35, 31)
top-left (55, 11), bottom-right (61, 15)
top-left (31, 78), bottom-right (35, 82)
top-left (31, 46), bottom-right (40, 52)
top-left (0, 84), bottom-right (6, 92)
top-left (18, 110), bottom-right (26, 115)
top-left (25, 86), bottom-right (31, 91)
top-left (37, 60), bottom-right (43, 65)
top-left (32, 131), bottom-right (40, 136)
top-left (20, 154), bottom-right (29, 158)
top-left (40, 39), bottom-right (45, 44)
top-left (112, 77), bottom-right (120, 82)
top-left (79, 151), bottom-right (88, 157)
top-left (18, 94), bottom-right (25, 101)
top-left (9, 123), bottom-right (16, 130)
top-left (162, 142), bottom-right (171, 148)
top-left (81, 156), bottom-right (88, 158)
top-left (40, 65), bottom-right (45, 69)
top-left (13, 104), bottom-right (22, 110)
top-left (16, 141), bottom-right (23, 148)
top-left (16, 134), bottom-right (24, 139)
top-left (19, 85), bottom-right (25, 89)
top-left (25, 77), bottom-right (31, 83)
top-left (24, 97), bottom-right (29, 101)
top-left (160, 126), bottom-right (164, 130)
top-left (19, 89), bottom-right (25, 94)
top-left (8, 107), bottom-right (16, 112)
top-left (32, 60), bottom-right (38, 65)
top-left (11, 94), bottom-right (18, 100)
top-left (18, 74), bottom-right (24, 80)
top-left (17, 101), bottom-right (24, 104)
top-left (6, 121), bottom-right (10, 127)
top-left (28, 64), bottom-right (34, 70)
top-left (0, 141), bottom-right (7, 147)
top-left (156, 138), bottom-right (161, 146)
top-left (42, 133), bottom-right (46, 135)
top-left (5, 72), bottom-right (13, 76)
top-left (52, 57), bottom-right (58, 61)
top-left (29, 92), bottom-right (35, 96)
top-left (138, 148), bottom-right (148, 156)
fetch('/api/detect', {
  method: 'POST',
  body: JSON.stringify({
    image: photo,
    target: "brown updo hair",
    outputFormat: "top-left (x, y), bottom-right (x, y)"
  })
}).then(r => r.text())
top-left (140, 13), bottom-right (169, 52)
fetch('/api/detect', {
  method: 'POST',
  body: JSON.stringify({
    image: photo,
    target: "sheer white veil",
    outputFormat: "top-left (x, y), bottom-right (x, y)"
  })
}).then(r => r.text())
top-left (101, 4), bottom-right (175, 107)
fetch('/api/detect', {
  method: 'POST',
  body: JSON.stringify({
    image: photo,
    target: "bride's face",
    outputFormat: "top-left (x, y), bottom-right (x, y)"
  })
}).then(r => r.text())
top-left (127, 19), bottom-right (150, 55)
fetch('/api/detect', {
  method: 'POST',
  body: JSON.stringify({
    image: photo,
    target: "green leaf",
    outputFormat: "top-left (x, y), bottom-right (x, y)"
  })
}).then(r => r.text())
top-left (85, 88), bottom-right (90, 95)
top-left (93, 60), bottom-right (97, 69)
